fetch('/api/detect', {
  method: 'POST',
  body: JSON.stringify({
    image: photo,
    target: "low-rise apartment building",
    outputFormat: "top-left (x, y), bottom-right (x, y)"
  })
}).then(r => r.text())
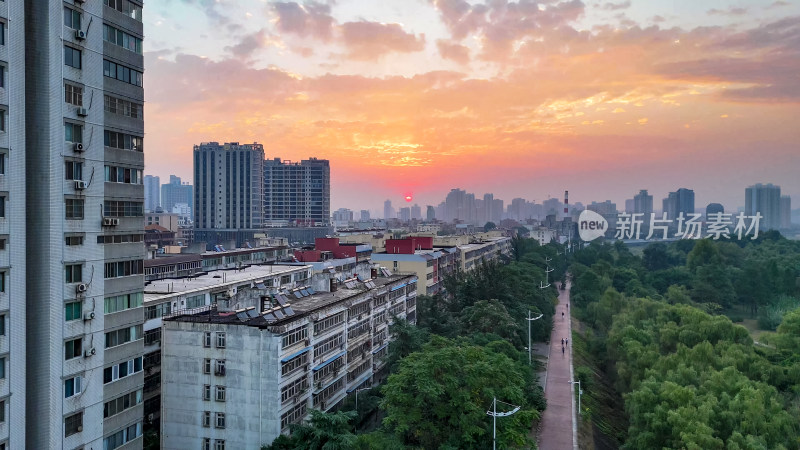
top-left (159, 273), bottom-right (418, 449)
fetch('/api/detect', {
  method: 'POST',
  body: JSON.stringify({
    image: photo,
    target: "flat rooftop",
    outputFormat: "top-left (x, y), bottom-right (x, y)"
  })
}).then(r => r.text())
top-left (164, 273), bottom-right (416, 329)
top-left (144, 264), bottom-right (310, 302)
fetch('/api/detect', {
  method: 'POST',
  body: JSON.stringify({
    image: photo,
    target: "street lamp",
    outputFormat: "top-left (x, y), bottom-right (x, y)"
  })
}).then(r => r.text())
top-left (525, 310), bottom-right (544, 365)
top-left (354, 387), bottom-right (370, 410)
top-left (486, 397), bottom-right (521, 450)
top-left (544, 257), bottom-right (554, 286)
top-left (569, 380), bottom-right (583, 415)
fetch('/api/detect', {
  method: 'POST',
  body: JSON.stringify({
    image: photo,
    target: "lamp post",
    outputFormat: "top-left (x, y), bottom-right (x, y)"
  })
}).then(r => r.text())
top-left (486, 397), bottom-right (521, 450)
top-left (544, 257), bottom-right (553, 287)
top-left (526, 310), bottom-right (544, 365)
top-left (569, 380), bottom-right (583, 415)
top-left (354, 387), bottom-right (370, 410)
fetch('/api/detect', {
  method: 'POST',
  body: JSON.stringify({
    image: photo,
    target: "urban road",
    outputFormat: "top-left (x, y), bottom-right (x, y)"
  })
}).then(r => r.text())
top-left (537, 281), bottom-right (578, 450)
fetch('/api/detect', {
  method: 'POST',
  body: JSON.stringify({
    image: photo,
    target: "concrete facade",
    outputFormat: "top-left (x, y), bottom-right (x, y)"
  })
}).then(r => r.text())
top-left (160, 274), bottom-right (418, 449)
top-left (263, 157), bottom-right (331, 227)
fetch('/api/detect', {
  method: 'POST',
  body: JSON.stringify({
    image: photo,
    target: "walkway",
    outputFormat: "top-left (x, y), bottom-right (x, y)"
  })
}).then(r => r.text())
top-left (537, 282), bottom-right (576, 450)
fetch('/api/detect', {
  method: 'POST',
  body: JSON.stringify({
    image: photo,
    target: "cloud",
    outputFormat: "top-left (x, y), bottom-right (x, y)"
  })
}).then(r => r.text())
top-left (340, 22), bottom-right (426, 60)
top-left (225, 29), bottom-right (284, 59)
top-left (599, 1), bottom-right (630, 11)
top-left (436, 39), bottom-right (470, 64)
top-left (707, 7), bottom-right (748, 16)
top-left (169, 0), bottom-right (231, 25)
top-left (272, 1), bottom-right (336, 41)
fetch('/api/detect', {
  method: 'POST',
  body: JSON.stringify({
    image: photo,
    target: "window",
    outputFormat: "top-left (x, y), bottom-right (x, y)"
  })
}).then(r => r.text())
top-left (215, 360), bottom-right (225, 376)
top-left (65, 235), bottom-right (84, 246)
top-left (65, 375), bottom-right (82, 398)
top-left (0, 273), bottom-right (5, 292)
top-left (103, 59), bottom-right (142, 86)
top-left (0, 197), bottom-right (4, 218)
top-left (202, 438), bottom-right (211, 450)
top-left (65, 160), bottom-right (83, 180)
top-left (103, 389), bottom-right (143, 418)
top-left (0, 110), bottom-right (6, 133)
top-left (203, 332), bottom-right (211, 348)
top-left (65, 301), bottom-right (82, 321)
top-left (186, 294), bottom-right (205, 309)
top-left (104, 292), bottom-right (143, 314)
top-left (201, 411), bottom-right (210, 427)
top-left (64, 7), bottom-right (81, 29)
top-left (202, 384), bottom-right (211, 401)
top-left (215, 412), bottom-right (225, 429)
top-left (0, 153), bottom-right (5, 175)
top-left (104, 165), bottom-right (142, 184)
top-left (145, 302), bottom-right (171, 319)
top-left (104, 0), bottom-right (143, 21)
top-left (103, 422), bottom-right (142, 450)
top-left (103, 200), bottom-right (144, 217)
top-left (216, 332), bottom-right (226, 348)
top-left (102, 356), bottom-right (143, 384)
top-left (0, 315), bottom-right (4, 336)
top-left (104, 130), bottom-right (143, 151)
top-left (65, 337), bottom-right (82, 360)
top-left (65, 84), bottom-right (83, 106)
top-left (0, 22), bottom-right (5, 46)
top-left (215, 386), bottom-right (225, 402)
top-left (215, 440), bottom-right (225, 450)
top-left (105, 325), bottom-right (142, 348)
top-left (0, 65), bottom-right (4, 89)
top-left (65, 198), bottom-right (85, 220)
top-left (103, 24), bottom-right (142, 54)
top-left (65, 122), bottom-right (83, 143)
top-left (104, 95), bottom-right (142, 119)
top-left (203, 358), bottom-right (211, 374)
top-left (0, 400), bottom-right (5, 423)
top-left (64, 46), bottom-right (81, 69)
top-left (104, 260), bottom-right (144, 278)
top-left (64, 412), bottom-right (83, 437)
top-left (0, 358), bottom-right (5, 379)
top-left (65, 264), bottom-right (82, 283)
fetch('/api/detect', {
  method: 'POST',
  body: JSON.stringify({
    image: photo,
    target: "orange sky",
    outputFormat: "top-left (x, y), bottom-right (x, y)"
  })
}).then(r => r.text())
top-left (144, 0), bottom-right (800, 214)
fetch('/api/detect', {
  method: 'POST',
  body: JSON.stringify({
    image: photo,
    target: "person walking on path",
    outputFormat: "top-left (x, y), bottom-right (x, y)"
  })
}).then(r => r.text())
top-left (565, 337), bottom-right (569, 346)
top-left (561, 338), bottom-right (565, 346)
top-left (562, 311), bottom-right (565, 320)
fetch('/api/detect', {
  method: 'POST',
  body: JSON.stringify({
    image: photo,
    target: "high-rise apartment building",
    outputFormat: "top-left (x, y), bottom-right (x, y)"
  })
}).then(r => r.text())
top-left (161, 174), bottom-right (193, 213)
top-left (384, 200), bottom-right (395, 219)
top-left (263, 157), bottom-right (330, 227)
top-left (360, 209), bottom-right (370, 221)
top-left (745, 183), bottom-right (782, 230)
top-left (780, 196), bottom-right (791, 229)
top-left (25, 1), bottom-right (146, 448)
top-left (194, 142), bottom-right (265, 246)
top-left (634, 190), bottom-right (653, 217)
top-left (662, 188), bottom-right (695, 219)
top-left (426, 205), bottom-right (436, 221)
top-left (144, 175), bottom-right (161, 212)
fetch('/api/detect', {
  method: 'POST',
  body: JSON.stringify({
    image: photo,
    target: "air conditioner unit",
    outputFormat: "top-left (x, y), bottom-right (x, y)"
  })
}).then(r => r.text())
top-left (74, 180), bottom-right (87, 190)
top-left (111, 218), bottom-right (120, 226)
top-left (102, 217), bottom-right (114, 226)
top-left (132, 145), bottom-right (139, 152)
top-left (73, 142), bottom-right (84, 152)
top-left (76, 283), bottom-right (88, 294)
top-left (84, 311), bottom-right (96, 321)
top-left (76, 425), bottom-right (83, 432)
top-left (75, 29), bottom-right (86, 40)
top-left (76, 107), bottom-right (88, 117)
top-left (84, 347), bottom-right (96, 357)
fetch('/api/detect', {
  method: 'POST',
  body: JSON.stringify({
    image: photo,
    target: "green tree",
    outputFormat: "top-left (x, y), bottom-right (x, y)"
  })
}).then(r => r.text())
top-left (484, 221), bottom-right (497, 232)
top-left (382, 337), bottom-right (537, 449)
top-left (263, 410), bottom-right (358, 450)
top-left (459, 299), bottom-right (520, 344)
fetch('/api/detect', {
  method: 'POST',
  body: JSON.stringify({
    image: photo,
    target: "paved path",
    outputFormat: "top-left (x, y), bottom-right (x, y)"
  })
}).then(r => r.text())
top-left (537, 282), bottom-right (576, 450)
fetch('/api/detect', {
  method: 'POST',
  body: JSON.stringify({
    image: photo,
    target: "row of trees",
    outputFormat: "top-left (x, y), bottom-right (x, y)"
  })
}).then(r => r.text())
top-left (569, 235), bottom-right (800, 448)
top-left (267, 238), bottom-right (564, 449)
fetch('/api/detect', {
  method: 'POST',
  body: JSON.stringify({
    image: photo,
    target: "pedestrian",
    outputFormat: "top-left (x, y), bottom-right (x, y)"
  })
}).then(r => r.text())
top-left (562, 311), bottom-right (565, 320)
top-left (562, 345), bottom-right (565, 355)
top-left (561, 338), bottom-right (565, 346)
top-left (566, 338), bottom-right (569, 346)
top-left (567, 303), bottom-right (569, 309)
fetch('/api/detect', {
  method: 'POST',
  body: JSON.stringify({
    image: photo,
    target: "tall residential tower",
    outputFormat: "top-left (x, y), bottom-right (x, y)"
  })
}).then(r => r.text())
top-left (26, 1), bottom-right (146, 448)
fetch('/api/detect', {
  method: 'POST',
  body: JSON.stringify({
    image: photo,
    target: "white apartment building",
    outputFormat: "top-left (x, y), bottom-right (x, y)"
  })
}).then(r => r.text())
top-left (160, 273), bottom-right (418, 449)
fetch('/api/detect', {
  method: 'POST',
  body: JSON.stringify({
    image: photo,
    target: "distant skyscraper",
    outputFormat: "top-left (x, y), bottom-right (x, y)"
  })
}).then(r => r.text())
top-left (745, 183), bottom-right (782, 230)
top-left (445, 188), bottom-right (466, 221)
top-left (492, 199), bottom-right (504, 222)
top-left (780, 195), bottom-right (791, 228)
top-left (426, 205), bottom-right (436, 221)
top-left (625, 198), bottom-right (634, 213)
top-left (705, 203), bottom-right (724, 219)
top-left (663, 188), bottom-right (695, 218)
top-left (194, 142), bottom-right (265, 244)
top-left (399, 207), bottom-right (411, 222)
top-left (144, 174), bottom-right (161, 212)
top-left (332, 208), bottom-right (353, 227)
top-left (384, 200), bottom-right (395, 219)
top-left (161, 174), bottom-right (193, 213)
top-left (483, 193), bottom-right (494, 224)
top-left (360, 209), bottom-right (370, 221)
top-left (264, 157), bottom-right (330, 226)
top-left (634, 190), bottom-right (653, 217)
top-left (411, 204), bottom-right (422, 220)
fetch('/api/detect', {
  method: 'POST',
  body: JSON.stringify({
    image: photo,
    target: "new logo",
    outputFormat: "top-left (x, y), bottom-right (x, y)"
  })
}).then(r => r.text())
top-left (578, 210), bottom-right (608, 241)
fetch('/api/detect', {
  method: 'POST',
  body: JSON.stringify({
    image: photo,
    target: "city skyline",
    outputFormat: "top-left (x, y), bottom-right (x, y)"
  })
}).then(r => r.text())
top-left (143, 0), bottom-right (800, 211)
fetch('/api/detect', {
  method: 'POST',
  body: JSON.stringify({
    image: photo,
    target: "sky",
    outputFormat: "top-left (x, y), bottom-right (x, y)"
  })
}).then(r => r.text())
top-left (143, 0), bottom-right (800, 214)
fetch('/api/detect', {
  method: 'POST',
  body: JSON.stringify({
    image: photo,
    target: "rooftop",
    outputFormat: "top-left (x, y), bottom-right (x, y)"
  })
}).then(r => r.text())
top-left (144, 264), bottom-right (310, 302)
top-left (164, 273), bottom-right (416, 329)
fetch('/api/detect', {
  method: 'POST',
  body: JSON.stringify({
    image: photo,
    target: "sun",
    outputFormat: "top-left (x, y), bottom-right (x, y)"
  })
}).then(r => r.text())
top-left (404, 194), bottom-right (413, 202)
